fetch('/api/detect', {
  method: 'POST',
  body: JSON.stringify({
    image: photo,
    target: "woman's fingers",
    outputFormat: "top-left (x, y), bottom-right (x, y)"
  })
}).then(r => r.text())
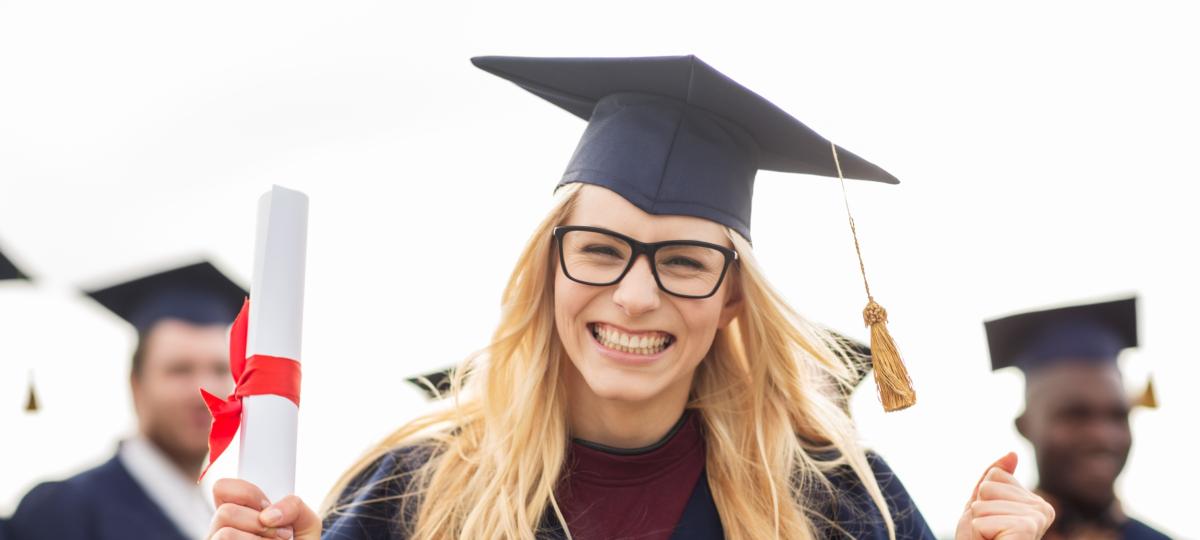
top-left (970, 500), bottom-right (1041, 518)
top-left (970, 514), bottom-right (1050, 540)
top-left (208, 527), bottom-right (276, 540)
top-left (212, 478), bottom-right (270, 511)
top-left (209, 480), bottom-right (317, 539)
top-left (967, 452), bottom-right (1019, 507)
top-left (259, 495), bottom-right (322, 539)
top-left (955, 452), bottom-right (1055, 540)
top-left (977, 479), bottom-right (1040, 505)
top-left (209, 503), bottom-right (293, 539)
top-left (982, 465), bottom-right (1024, 488)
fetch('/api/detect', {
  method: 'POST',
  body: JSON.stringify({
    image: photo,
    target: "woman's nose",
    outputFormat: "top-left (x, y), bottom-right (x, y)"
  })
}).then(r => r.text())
top-left (612, 256), bottom-right (661, 316)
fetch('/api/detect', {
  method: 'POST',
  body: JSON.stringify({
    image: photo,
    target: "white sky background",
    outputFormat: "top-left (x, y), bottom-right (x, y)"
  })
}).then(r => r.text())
top-left (1, 1), bottom-right (1197, 537)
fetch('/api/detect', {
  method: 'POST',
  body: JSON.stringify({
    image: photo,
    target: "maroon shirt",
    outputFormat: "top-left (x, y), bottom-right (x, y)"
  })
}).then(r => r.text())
top-left (556, 411), bottom-right (706, 540)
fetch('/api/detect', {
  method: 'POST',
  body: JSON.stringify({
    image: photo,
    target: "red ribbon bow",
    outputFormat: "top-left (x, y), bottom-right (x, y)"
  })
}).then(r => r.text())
top-left (198, 298), bottom-right (301, 482)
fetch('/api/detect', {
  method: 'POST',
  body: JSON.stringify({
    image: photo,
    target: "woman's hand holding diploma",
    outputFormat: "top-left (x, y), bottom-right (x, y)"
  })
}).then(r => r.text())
top-left (208, 478), bottom-right (320, 540)
top-left (956, 452), bottom-right (1055, 540)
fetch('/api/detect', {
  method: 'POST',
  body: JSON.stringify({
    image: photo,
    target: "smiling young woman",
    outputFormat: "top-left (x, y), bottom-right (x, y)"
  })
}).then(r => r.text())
top-left (206, 56), bottom-right (1054, 540)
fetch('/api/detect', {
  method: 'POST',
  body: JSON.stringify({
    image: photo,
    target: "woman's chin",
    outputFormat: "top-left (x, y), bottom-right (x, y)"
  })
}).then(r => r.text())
top-left (579, 371), bottom-right (665, 403)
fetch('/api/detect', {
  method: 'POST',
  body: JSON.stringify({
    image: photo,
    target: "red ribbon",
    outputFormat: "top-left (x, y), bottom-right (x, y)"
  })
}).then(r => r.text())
top-left (198, 298), bottom-right (301, 482)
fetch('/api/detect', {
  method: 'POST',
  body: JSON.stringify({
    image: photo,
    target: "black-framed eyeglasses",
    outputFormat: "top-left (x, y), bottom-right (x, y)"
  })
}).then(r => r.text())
top-left (552, 225), bottom-right (739, 299)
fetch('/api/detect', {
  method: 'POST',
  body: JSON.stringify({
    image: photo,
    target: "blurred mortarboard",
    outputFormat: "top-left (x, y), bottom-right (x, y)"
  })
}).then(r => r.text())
top-left (1, 247), bottom-right (30, 281)
top-left (1, 245), bottom-right (37, 410)
top-left (984, 297), bottom-right (1138, 375)
top-left (830, 331), bottom-right (872, 389)
top-left (473, 55), bottom-right (916, 411)
top-left (470, 55), bottom-right (898, 243)
top-left (84, 261), bottom-right (247, 334)
top-left (407, 368), bottom-right (454, 400)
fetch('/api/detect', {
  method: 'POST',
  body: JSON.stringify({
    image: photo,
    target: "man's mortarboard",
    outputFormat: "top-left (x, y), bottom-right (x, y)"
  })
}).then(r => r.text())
top-left (984, 297), bottom-right (1137, 374)
top-left (472, 55), bottom-right (916, 411)
top-left (84, 261), bottom-right (247, 334)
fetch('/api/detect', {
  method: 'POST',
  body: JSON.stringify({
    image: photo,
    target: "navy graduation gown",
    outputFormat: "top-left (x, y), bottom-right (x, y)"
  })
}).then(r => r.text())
top-left (7, 455), bottom-right (190, 540)
top-left (322, 447), bottom-right (935, 539)
top-left (1121, 519), bottom-right (1172, 540)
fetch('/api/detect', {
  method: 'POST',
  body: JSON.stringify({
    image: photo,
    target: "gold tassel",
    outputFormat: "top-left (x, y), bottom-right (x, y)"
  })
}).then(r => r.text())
top-left (24, 375), bottom-right (39, 413)
top-left (1133, 376), bottom-right (1157, 409)
top-left (831, 141), bottom-right (917, 412)
top-left (864, 299), bottom-right (916, 411)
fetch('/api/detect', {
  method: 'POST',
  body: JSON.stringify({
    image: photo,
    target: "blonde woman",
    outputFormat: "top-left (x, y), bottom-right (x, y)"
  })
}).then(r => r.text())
top-left (207, 56), bottom-right (1054, 539)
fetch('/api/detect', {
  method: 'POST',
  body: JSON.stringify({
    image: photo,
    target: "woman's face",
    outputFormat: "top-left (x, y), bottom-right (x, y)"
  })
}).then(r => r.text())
top-left (554, 184), bottom-right (743, 405)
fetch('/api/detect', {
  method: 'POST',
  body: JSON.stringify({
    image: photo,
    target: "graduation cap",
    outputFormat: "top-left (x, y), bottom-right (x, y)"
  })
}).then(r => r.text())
top-left (407, 368), bottom-right (455, 400)
top-left (1, 247), bottom-right (30, 281)
top-left (473, 55), bottom-right (916, 411)
top-left (84, 261), bottom-right (247, 334)
top-left (471, 55), bottom-right (897, 242)
top-left (984, 296), bottom-right (1155, 407)
top-left (985, 297), bottom-right (1137, 374)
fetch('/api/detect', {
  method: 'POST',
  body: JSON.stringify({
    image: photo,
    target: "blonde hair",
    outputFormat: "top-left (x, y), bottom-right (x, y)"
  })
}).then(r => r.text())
top-left (323, 183), bottom-right (896, 539)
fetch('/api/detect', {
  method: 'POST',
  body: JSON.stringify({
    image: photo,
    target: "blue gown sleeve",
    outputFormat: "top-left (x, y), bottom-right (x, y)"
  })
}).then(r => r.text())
top-left (321, 445), bottom-right (434, 540)
top-left (815, 452), bottom-right (937, 540)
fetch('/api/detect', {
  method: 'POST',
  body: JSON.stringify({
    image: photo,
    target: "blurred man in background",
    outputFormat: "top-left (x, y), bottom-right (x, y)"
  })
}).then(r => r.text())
top-left (985, 297), bottom-right (1169, 540)
top-left (7, 261), bottom-right (244, 540)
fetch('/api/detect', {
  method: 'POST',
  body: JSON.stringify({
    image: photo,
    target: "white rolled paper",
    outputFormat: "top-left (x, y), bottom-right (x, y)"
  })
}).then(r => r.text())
top-left (239, 185), bottom-right (308, 502)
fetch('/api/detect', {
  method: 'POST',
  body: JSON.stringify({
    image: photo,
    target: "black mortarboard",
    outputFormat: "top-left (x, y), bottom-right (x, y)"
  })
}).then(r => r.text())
top-left (407, 368), bottom-right (455, 400)
top-left (984, 297), bottom-right (1138, 374)
top-left (1, 248), bottom-right (29, 281)
top-left (470, 55), bottom-right (898, 242)
top-left (830, 332), bottom-right (873, 389)
top-left (84, 261), bottom-right (247, 334)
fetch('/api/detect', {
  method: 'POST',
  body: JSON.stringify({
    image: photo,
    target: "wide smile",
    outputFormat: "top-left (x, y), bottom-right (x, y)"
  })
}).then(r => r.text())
top-left (587, 322), bottom-right (675, 361)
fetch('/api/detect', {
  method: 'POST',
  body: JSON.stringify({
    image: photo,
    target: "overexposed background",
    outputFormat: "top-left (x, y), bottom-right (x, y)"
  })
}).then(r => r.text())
top-left (1, 1), bottom-right (1196, 537)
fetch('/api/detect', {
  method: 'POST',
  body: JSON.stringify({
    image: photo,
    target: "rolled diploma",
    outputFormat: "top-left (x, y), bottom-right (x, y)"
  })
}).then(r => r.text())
top-left (239, 185), bottom-right (308, 502)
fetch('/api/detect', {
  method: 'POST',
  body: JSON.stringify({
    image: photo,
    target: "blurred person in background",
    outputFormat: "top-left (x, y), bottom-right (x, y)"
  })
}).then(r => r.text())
top-left (986, 297), bottom-right (1170, 539)
top-left (7, 261), bottom-right (245, 540)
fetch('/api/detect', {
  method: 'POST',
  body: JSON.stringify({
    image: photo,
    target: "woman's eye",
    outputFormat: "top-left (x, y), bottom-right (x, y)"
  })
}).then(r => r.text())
top-left (664, 256), bottom-right (705, 270)
top-left (582, 245), bottom-right (623, 257)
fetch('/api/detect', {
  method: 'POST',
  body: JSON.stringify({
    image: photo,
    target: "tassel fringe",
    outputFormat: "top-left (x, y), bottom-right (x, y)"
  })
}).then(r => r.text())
top-left (864, 299), bottom-right (917, 412)
top-left (1133, 377), bottom-right (1158, 409)
top-left (25, 377), bottom-right (39, 413)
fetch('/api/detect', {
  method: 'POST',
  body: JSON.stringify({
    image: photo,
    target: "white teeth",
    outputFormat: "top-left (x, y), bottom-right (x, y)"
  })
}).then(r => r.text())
top-left (593, 323), bottom-right (671, 355)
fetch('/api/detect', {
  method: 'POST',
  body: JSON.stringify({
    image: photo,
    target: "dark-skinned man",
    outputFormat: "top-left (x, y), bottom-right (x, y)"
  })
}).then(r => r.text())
top-left (8, 261), bottom-right (244, 540)
top-left (985, 296), bottom-right (1169, 540)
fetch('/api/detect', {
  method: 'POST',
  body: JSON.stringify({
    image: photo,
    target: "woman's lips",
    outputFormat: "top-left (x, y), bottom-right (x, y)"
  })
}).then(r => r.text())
top-left (587, 322), bottom-right (675, 364)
